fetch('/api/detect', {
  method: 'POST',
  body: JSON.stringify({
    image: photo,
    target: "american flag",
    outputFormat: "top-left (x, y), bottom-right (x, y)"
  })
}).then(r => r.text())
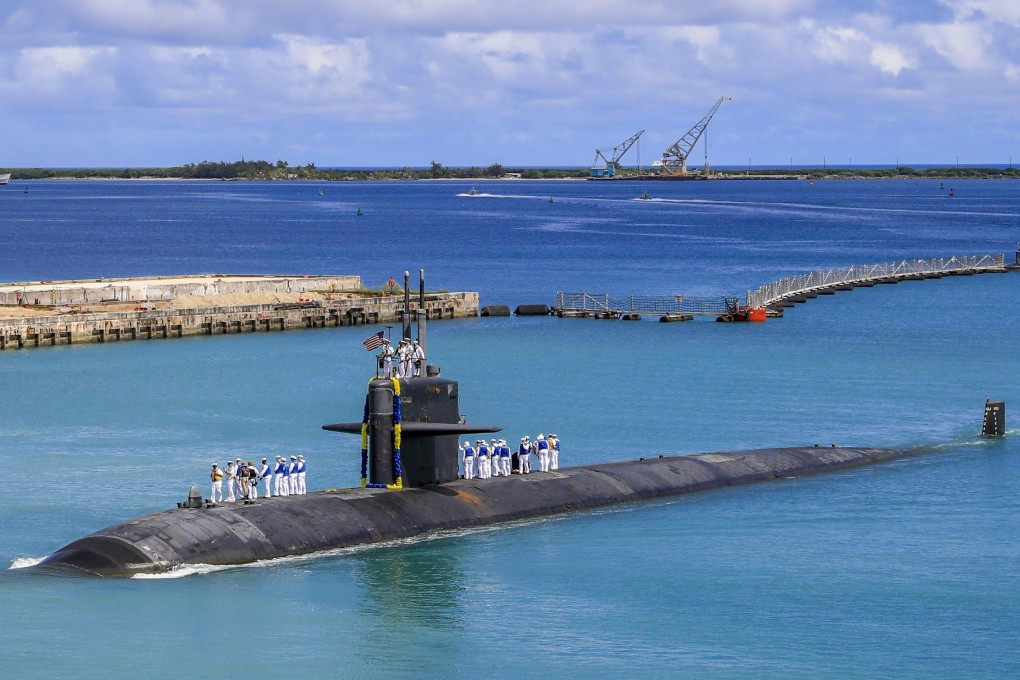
top-left (362, 330), bottom-right (385, 351)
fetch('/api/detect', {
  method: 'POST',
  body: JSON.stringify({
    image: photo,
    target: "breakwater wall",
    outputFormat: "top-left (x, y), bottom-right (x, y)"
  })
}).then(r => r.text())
top-left (0, 274), bottom-right (362, 306)
top-left (0, 290), bottom-right (478, 350)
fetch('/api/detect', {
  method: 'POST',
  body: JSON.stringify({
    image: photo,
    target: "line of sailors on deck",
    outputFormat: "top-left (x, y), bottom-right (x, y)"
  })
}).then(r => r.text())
top-left (460, 434), bottom-right (560, 480)
top-left (379, 338), bottom-right (426, 379)
top-left (208, 455), bottom-right (308, 504)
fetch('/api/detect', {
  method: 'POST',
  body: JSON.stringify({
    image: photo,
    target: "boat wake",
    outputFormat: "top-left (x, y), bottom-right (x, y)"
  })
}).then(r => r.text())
top-left (8, 556), bottom-right (45, 570)
top-left (456, 192), bottom-right (547, 199)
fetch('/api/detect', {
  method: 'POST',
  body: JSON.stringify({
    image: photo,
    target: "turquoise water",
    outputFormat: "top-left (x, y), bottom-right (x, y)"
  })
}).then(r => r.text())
top-left (1, 179), bottom-right (1019, 678)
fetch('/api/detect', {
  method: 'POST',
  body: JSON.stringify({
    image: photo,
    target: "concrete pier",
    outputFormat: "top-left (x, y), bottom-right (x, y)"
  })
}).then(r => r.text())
top-left (0, 275), bottom-right (479, 350)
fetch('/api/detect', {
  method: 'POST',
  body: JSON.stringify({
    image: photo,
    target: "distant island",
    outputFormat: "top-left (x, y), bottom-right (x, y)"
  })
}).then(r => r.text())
top-left (2, 159), bottom-right (1018, 181)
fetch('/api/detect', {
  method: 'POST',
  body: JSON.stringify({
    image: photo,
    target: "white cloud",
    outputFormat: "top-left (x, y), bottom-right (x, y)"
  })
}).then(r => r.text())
top-left (0, 45), bottom-right (117, 102)
top-left (870, 43), bottom-right (911, 75)
top-left (918, 21), bottom-right (990, 71)
top-left (944, 0), bottom-right (1020, 25)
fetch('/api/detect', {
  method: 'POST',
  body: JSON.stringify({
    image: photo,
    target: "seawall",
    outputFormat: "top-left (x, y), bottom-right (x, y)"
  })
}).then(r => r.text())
top-left (0, 275), bottom-right (479, 349)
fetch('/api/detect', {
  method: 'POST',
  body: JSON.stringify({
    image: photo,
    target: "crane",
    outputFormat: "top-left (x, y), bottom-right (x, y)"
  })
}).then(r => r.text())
top-left (660, 96), bottom-right (731, 176)
top-left (590, 130), bottom-right (645, 178)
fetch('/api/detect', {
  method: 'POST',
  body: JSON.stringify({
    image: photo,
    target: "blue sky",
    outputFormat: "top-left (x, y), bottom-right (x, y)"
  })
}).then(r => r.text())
top-left (1, 0), bottom-right (1018, 167)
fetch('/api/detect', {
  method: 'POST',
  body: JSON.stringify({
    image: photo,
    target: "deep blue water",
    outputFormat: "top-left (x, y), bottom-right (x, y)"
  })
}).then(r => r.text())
top-left (1, 178), bottom-right (1019, 679)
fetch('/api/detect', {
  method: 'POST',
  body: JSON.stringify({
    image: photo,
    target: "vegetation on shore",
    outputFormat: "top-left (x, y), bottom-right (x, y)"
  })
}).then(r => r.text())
top-left (2, 159), bottom-right (1018, 181)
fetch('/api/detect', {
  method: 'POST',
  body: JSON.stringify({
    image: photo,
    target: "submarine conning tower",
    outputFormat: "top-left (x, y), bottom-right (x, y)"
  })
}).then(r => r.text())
top-left (322, 268), bottom-right (501, 487)
top-left (322, 375), bottom-right (500, 487)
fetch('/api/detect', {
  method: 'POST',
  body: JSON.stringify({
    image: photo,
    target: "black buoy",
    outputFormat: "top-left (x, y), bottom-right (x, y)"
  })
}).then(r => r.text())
top-left (514, 304), bottom-right (550, 316)
top-left (480, 305), bottom-right (511, 317)
top-left (982, 399), bottom-right (1006, 437)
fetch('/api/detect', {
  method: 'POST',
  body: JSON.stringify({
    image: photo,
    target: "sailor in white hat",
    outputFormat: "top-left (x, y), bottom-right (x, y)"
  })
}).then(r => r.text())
top-left (397, 339), bottom-right (411, 378)
top-left (518, 436), bottom-right (532, 474)
top-left (288, 456), bottom-right (299, 494)
top-left (536, 434), bottom-right (550, 472)
top-left (489, 439), bottom-right (499, 477)
top-left (549, 434), bottom-right (560, 470)
top-left (224, 461), bottom-right (237, 502)
top-left (259, 457), bottom-right (272, 498)
top-left (498, 438), bottom-right (511, 476)
top-left (460, 440), bottom-right (475, 479)
top-left (380, 339), bottom-right (394, 378)
top-left (476, 439), bottom-right (490, 479)
top-left (411, 339), bottom-right (425, 377)
top-left (297, 455), bottom-right (307, 495)
top-left (274, 455), bottom-right (288, 496)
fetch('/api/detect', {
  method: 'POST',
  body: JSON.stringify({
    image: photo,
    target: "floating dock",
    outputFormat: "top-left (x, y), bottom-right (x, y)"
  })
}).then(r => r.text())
top-left (0, 275), bottom-right (479, 350)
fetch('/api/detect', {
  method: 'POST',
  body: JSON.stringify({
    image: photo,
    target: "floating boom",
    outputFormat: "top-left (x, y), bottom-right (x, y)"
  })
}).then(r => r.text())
top-left (661, 96), bottom-right (731, 176)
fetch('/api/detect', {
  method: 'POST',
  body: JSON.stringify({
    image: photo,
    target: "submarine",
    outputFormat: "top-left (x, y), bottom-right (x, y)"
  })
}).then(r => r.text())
top-left (34, 272), bottom-right (1007, 577)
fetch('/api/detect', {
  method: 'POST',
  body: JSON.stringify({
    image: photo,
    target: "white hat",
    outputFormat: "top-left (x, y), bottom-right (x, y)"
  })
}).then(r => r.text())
top-left (521, 437), bottom-right (527, 441)
top-left (298, 455), bottom-right (304, 460)
top-left (537, 434), bottom-right (545, 440)
top-left (290, 455), bottom-right (297, 460)
top-left (261, 458), bottom-right (267, 462)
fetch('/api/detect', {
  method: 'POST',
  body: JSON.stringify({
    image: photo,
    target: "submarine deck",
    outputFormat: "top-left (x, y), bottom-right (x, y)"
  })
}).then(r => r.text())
top-left (40, 446), bottom-right (900, 576)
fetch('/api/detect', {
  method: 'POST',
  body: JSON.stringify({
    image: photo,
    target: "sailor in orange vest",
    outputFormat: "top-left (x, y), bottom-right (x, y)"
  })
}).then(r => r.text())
top-left (210, 463), bottom-right (224, 503)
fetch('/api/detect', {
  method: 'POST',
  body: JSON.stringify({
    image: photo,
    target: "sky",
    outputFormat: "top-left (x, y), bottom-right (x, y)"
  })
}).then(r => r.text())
top-left (1, 0), bottom-right (1018, 168)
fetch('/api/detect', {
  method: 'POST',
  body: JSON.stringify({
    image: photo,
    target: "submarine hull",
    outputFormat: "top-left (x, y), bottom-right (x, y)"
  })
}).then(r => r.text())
top-left (39, 446), bottom-right (899, 576)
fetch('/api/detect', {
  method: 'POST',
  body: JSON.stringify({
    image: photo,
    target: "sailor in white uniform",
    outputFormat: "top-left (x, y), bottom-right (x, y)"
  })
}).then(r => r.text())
top-left (259, 457), bottom-right (272, 498)
top-left (489, 439), bottom-right (499, 477)
top-left (379, 339), bottom-right (394, 378)
top-left (536, 434), bottom-right (550, 472)
top-left (519, 437), bottom-right (532, 474)
top-left (274, 456), bottom-right (288, 496)
top-left (549, 434), bottom-right (560, 470)
top-left (224, 461), bottom-right (236, 502)
top-left (499, 438), bottom-right (511, 476)
top-left (411, 340), bottom-right (425, 377)
top-left (477, 439), bottom-right (490, 479)
top-left (288, 456), bottom-right (299, 494)
top-left (397, 339), bottom-right (412, 378)
top-left (297, 455), bottom-right (307, 494)
top-left (461, 440), bottom-right (475, 479)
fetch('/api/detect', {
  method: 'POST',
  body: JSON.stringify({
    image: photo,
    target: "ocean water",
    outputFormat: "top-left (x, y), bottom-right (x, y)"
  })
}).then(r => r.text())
top-left (1, 178), bottom-right (1019, 678)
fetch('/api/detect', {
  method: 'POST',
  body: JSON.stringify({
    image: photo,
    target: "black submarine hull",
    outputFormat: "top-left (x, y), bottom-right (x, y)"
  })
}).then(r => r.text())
top-left (39, 446), bottom-right (899, 576)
